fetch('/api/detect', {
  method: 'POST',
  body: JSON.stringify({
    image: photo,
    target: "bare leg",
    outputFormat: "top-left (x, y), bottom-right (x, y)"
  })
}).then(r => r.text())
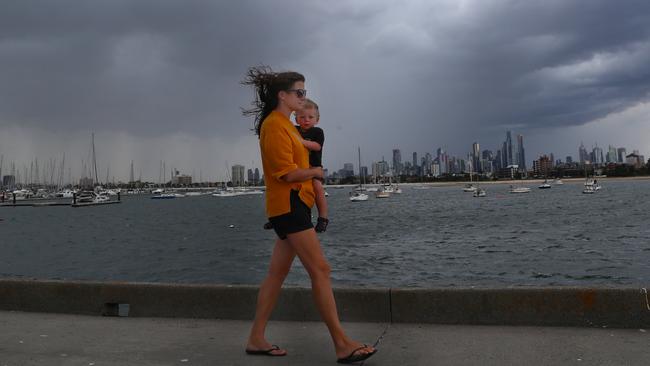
top-left (285, 228), bottom-right (374, 359)
top-left (247, 238), bottom-right (296, 355)
top-left (312, 179), bottom-right (328, 218)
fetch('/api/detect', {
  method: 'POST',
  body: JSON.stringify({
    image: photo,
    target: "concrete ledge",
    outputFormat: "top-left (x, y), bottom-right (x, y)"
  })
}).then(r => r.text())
top-left (1, 279), bottom-right (648, 328)
top-left (390, 287), bottom-right (650, 328)
top-left (0, 280), bottom-right (390, 323)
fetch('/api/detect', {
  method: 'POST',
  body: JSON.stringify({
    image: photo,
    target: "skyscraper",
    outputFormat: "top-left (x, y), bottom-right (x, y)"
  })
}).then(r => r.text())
top-left (254, 168), bottom-right (260, 185)
top-left (392, 149), bottom-right (402, 175)
top-left (436, 148), bottom-right (448, 175)
top-left (412, 152), bottom-right (418, 169)
top-left (472, 142), bottom-right (480, 173)
top-left (578, 142), bottom-right (589, 164)
top-left (592, 145), bottom-right (604, 165)
top-left (372, 160), bottom-right (390, 178)
top-left (617, 148), bottom-right (627, 163)
top-left (343, 163), bottom-right (354, 176)
top-left (606, 145), bottom-right (617, 163)
top-left (505, 131), bottom-right (514, 167)
top-left (516, 134), bottom-right (526, 171)
top-left (495, 150), bottom-right (503, 170)
top-left (423, 152), bottom-right (432, 175)
top-left (232, 164), bottom-right (245, 186)
top-left (360, 166), bottom-right (368, 178)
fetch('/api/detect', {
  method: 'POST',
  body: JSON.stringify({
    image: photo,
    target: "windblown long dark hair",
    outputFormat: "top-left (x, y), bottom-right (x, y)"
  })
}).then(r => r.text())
top-left (242, 66), bottom-right (305, 136)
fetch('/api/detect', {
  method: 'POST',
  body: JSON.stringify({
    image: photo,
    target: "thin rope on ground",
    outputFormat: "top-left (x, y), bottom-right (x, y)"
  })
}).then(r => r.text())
top-left (359, 322), bottom-right (391, 366)
top-left (372, 322), bottom-right (391, 348)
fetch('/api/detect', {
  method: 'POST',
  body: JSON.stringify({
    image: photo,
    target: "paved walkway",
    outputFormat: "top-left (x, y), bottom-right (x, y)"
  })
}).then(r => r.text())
top-left (0, 311), bottom-right (648, 365)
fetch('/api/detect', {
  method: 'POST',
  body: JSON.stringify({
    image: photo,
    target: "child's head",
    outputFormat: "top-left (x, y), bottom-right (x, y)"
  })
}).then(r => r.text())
top-left (296, 98), bottom-right (320, 131)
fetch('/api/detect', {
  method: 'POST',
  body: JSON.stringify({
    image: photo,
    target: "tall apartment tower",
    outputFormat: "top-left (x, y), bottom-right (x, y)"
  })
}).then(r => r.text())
top-left (472, 142), bottom-right (480, 173)
top-left (231, 164), bottom-right (245, 186)
top-left (436, 147), bottom-right (449, 175)
top-left (516, 134), bottom-right (526, 171)
top-left (392, 149), bottom-right (402, 175)
top-left (592, 145), bottom-right (604, 165)
top-left (617, 148), bottom-right (627, 163)
top-left (505, 131), bottom-right (514, 167)
top-left (253, 168), bottom-right (260, 184)
top-left (578, 142), bottom-right (589, 164)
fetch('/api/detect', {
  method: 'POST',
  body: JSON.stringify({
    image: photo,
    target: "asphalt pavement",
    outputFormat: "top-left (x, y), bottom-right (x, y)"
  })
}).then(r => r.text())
top-left (1, 310), bottom-right (648, 366)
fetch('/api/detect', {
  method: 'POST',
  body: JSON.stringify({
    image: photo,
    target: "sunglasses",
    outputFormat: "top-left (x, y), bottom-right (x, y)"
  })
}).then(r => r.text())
top-left (287, 89), bottom-right (307, 98)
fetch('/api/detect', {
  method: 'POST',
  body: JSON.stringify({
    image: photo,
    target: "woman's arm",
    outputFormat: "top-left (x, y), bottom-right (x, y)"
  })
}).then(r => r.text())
top-left (281, 167), bottom-right (323, 183)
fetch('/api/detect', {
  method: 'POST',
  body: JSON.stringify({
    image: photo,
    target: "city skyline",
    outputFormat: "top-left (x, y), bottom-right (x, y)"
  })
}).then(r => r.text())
top-left (2, 1), bottom-right (650, 182)
top-left (2, 129), bottom-right (646, 185)
top-left (331, 131), bottom-right (646, 178)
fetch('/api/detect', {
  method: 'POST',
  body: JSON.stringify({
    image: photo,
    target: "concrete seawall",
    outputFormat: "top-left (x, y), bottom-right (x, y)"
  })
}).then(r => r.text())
top-left (1, 279), bottom-right (648, 328)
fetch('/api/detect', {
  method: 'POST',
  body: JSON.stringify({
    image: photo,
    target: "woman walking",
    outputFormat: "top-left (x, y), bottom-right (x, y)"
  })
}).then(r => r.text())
top-left (242, 66), bottom-right (377, 364)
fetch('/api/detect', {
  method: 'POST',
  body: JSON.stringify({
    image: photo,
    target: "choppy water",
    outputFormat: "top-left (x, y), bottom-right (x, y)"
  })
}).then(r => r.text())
top-left (1, 179), bottom-right (649, 288)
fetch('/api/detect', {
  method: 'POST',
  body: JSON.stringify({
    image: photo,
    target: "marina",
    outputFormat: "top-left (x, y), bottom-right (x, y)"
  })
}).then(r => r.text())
top-left (1, 177), bottom-right (648, 288)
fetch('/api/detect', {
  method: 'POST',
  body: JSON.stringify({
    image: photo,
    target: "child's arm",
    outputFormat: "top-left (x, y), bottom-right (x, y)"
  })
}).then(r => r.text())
top-left (300, 138), bottom-right (321, 152)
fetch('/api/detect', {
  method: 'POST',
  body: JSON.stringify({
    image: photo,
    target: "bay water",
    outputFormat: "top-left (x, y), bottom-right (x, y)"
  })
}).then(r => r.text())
top-left (1, 179), bottom-right (649, 288)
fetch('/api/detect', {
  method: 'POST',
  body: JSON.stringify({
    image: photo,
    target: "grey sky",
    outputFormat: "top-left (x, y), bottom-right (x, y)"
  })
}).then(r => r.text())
top-left (1, 0), bottom-right (650, 182)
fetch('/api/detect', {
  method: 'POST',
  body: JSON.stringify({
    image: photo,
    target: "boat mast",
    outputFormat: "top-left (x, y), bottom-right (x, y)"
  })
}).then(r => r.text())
top-left (358, 146), bottom-right (364, 186)
top-left (92, 133), bottom-right (99, 185)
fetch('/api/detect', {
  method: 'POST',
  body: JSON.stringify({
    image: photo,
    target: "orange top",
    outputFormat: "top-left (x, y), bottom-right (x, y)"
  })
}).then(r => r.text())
top-left (260, 110), bottom-right (315, 217)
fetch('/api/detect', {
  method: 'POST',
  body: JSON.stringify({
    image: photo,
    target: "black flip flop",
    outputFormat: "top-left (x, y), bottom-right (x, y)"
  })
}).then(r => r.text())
top-left (337, 345), bottom-right (377, 364)
top-left (245, 344), bottom-right (287, 357)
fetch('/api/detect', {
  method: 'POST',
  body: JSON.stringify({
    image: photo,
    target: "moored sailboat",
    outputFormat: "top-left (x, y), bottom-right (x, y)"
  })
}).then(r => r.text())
top-left (350, 147), bottom-right (369, 202)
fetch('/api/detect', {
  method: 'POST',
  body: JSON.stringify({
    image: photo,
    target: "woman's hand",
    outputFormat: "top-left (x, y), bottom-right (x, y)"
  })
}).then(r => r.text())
top-left (311, 167), bottom-right (324, 180)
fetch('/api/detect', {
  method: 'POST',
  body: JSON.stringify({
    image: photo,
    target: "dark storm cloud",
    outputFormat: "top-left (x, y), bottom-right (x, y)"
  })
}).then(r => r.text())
top-left (1, 0), bottom-right (650, 173)
top-left (0, 0), bottom-right (366, 136)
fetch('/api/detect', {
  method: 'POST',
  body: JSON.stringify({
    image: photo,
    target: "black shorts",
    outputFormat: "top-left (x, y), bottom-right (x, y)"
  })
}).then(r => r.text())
top-left (268, 190), bottom-right (313, 240)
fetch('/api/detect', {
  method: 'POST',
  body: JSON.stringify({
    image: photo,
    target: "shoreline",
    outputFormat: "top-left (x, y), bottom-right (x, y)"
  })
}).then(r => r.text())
top-left (325, 175), bottom-right (650, 188)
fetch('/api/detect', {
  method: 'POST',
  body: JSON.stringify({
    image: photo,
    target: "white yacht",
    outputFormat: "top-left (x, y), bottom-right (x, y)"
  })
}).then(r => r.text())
top-left (233, 187), bottom-right (264, 195)
top-left (463, 184), bottom-right (477, 193)
top-left (57, 189), bottom-right (75, 198)
top-left (76, 191), bottom-right (95, 203)
top-left (584, 179), bottom-right (601, 191)
top-left (538, 180), bottom-right (551, 189)
top-left (94, 192), bottom-right (110, 202)
top-left (11, 189), bottom-right (33, 200)
top-left (375, 186), bottom-right (390, 198)
top-left (582, 185), bottom-right (597, 194)
top-left (509, 185), bottom-right (531, 194)
top-left (464, 166), bottom-right (478, 192)
top-left (151, 193), bottom-right (176, 199)
top-left (212, 190), bottom-right (240, 197)
top-left (349, 192), bottom-right (369, 202)
top-left (350, 147), bottom-right (370, 202)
